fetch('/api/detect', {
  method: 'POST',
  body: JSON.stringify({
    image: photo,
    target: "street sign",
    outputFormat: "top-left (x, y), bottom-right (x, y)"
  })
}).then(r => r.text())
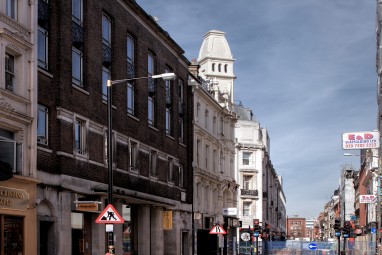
top-left (209, 224), bottom-right (227, 235)
top-left (342, 131), bottom-right (380, 150)
top-left (95, 204), bottom-right (124, 224)
top-left (308, 243), bottom-right (317, 250)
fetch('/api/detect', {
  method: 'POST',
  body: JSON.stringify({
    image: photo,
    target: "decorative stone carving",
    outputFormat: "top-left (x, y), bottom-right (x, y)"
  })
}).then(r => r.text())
top-left (0, 97), bottom-right (16, 111)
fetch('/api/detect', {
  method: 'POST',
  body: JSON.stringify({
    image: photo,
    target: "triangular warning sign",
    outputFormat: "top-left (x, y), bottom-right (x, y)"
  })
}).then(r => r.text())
top-left (95, 204), bottom-right (124, 224)
top-left (209, 224), bottom-right (227, 235)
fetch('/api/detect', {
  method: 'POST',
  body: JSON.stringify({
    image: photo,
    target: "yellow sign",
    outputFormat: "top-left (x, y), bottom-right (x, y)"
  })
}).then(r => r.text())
top-left (162, 211), bottom-right (173, 230)
top-left (76, 203), bottom-right (99, 211)
top-left (0, 186), bottom-right (29, 210)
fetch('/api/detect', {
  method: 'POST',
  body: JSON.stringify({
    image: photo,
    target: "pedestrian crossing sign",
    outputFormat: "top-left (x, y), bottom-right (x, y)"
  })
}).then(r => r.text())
top-left (209, 224), bottom-right (227, 235)
top-left (95, 204), bottom-right (124, 224)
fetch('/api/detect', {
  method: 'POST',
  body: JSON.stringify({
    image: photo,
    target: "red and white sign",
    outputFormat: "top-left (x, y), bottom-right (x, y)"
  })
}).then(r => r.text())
top-left (209, 224), bottom-right (227, 235)
top-left (342, 131), bottom-right (380, 150)
top-left (95, 204), bottom-right (124, 224)
top-left (360, 195), bottom-right (377, 204)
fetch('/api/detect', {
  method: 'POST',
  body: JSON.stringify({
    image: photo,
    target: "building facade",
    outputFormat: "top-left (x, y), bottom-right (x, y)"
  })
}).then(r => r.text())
top-left (191, 30), bottom-right (239, 255)
top-left (36, 0), bottom-right (193, 254)
top-left (234, 101), bottom-right (286, 246)
top-left (0, 1), bottom-right (39, 254)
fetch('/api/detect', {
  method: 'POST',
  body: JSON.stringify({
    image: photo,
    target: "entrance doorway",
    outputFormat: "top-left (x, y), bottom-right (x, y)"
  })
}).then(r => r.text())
top-left (197, 229), bottom-right (218, 255)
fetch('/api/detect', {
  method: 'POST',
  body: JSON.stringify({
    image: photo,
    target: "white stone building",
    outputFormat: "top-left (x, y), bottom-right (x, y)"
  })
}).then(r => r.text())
top-left (190, 30), bottom-right (239, 254)
top-left (0, 1), bottom-right (39, 254)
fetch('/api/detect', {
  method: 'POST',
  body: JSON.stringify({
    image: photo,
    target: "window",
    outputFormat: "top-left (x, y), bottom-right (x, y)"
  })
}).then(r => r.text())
top-left (224, 64), bottom-right (228, 73)
top-left (213, 149), bottom-right (217, 172)
top-left (72, 47), bottom-right (83, 86)
top-left (196, 139), bottom-right (201, 166)
top-left (129, 141), bottom-right (138, 170)
top-left (0, 129), bottom-right (16, 173)
top-left (127, 35), bottom-right (134, 76)
top-left (212, 63), bottom-right (215, 72)
top-left (150, 150), bottom-right (157, 176)
top-left (127, 35), bottom-right (135, 115)
top-left (205, 110), bottom-right (209, 129)
top-left (6, 0), bottom-right (17, 20)
top-left (127, 83), bottom-right (134, 115)
top-left (74, 118), bottom-right (86, 155)
top-left (5, 53), bottom-right (15, 92)
top-left (219, 117), bottom-right (224, 135)
top-left (166, 108), bottom-right (171, 135)
top-left (37, 105), bottom-right (48, 145)
top-left (0, 215), bottom-right (23, 255)
top-left (243, 202), bottom-right (251, 216)
top-left (148, 97), bottom-right (155, 126)
top-left (205, 144), bottom-right (209, 170)
top-left (72, 0), bottom-right (83, 24)
top-left (168, 158), bottom-right (174, 182)
top-left (243, 175), bottom-right (251, 190)
top-left (148, 52), bottom-right (155, 126)
top-left (196, 103), bottom-right (200, 120)
top-left (38, 27), bottom-right (49, 69)
top-left (213, 117), bottom-right (217, 134)
top-left (178, 118), bottom-right (184, 143)
top-left (102, 67), bottom-right (110, 101)
top-left (102, 14), bottom-right (111, 47)
top-left (243, 152), bottom-right (251, 166)
top-left (179, 164), bottom-right (184, 187)
top-left (218, 64), bottom-right (221, 72)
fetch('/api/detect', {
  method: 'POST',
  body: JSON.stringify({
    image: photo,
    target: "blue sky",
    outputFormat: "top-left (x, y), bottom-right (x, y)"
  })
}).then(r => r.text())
top-left (137, 0), bottom-right (377, 219)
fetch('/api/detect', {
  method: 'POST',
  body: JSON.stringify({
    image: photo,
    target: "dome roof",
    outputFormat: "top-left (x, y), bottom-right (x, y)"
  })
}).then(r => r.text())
top-left (198, 30), bottom-right (233, 61)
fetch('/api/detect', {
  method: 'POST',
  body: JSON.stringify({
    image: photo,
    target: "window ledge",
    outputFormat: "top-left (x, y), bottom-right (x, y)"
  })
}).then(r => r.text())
top-left (72, 84), bottom-right (89, 95)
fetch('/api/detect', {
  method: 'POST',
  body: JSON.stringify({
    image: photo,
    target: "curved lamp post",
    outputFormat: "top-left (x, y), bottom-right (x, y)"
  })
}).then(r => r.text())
top-left (105, 72), bottom-right (176, 253)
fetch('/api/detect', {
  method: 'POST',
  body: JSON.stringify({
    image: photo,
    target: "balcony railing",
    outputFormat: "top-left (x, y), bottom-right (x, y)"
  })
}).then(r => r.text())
top-left (241, 189), bottom-right (258, 197)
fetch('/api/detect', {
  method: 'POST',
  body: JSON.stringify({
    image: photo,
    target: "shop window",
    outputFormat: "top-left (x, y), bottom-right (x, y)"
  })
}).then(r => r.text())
top-left (1, 215), bottom-right (24, 255)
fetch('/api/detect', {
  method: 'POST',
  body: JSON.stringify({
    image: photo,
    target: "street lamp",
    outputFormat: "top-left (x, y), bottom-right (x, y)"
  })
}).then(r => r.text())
top-left (105, 72), bottom-right (176, 253)
top-left (344, 150), bottom-right (381, 255)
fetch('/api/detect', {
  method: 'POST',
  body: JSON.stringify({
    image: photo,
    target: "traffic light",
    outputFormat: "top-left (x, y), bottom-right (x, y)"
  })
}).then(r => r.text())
top-left (343, 221), bottom-right (350, 238)
top-left (253, 219), bottom-right (260, 237)
top-left (253, 219), bottom-right (260, 231)
top-left (333, 217), bottom-right (341, 237)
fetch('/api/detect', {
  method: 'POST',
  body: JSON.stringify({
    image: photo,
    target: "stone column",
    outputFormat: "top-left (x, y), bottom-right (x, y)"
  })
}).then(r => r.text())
top-left (151, 207), bottom-right (164, 255)
top-left (137, 205), bottom-right (150, 254)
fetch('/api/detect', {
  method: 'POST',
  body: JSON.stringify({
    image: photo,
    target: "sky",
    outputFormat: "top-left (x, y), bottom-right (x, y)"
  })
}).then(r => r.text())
top-left (137, 0), bottom-right (378, 219)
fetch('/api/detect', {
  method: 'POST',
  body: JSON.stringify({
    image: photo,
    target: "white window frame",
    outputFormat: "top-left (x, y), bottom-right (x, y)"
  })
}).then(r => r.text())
top-left (243, 202), bottom-right (251, 216)
top-left (242, 152), bottom-right (251, 166)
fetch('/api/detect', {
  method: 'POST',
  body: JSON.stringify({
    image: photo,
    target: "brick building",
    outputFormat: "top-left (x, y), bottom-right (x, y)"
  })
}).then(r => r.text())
top-left (36, 0), bottom-right (193, 254)
top-left (286, 216), bottom-right (306, 240)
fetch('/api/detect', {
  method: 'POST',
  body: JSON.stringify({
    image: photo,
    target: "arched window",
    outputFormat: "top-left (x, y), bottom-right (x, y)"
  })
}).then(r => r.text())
top-left (224, 64), bottom-right (228, 73)
top-left (212, 63), bottom-right (215, 72)
top-left (218, 64), bottom-right (221, 72)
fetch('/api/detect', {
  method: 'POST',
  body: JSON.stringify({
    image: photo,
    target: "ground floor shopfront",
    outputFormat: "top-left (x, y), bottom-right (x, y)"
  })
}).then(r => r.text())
top-left (0, 176), bottom-right (38, 255)
top-left (194, 213), bottom-right (238, 255)
top-left (36, 174), bottom-right (192, 255)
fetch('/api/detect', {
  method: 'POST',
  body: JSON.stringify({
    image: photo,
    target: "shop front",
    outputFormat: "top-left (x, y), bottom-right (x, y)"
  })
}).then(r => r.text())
top-left (0, 178), bottom-right (38, 255)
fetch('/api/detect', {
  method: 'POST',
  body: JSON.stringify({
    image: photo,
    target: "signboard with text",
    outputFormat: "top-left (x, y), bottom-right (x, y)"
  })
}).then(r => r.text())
top-left (360, 195), bottom-right (377, 203)
top-left (342, 131), bottom-right (380, 150)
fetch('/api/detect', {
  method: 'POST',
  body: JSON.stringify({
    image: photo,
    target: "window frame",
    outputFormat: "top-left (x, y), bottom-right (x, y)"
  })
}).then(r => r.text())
top-left (102, 13), bottom-right (112, 47)
top-left (150, 150), bottom-right (157, 177)
top-left (72, 47), bottom-right (83, 87)
top-left (5, 53), bottom-right (15, 92)
top-left (72, 0), bottom-right (83, 25)
top-left (242, 152), bottom-right (251, 166)
top-left (38, 26), bottom-right (49, 69)
top-left (74, 118), bottom-right (87, 155)
top-left (6, 0), bottom-right (17, 20)
top-left (37, 104), bottom-right (48, 145)
top-left (102, 67), bottom-right (111, 101)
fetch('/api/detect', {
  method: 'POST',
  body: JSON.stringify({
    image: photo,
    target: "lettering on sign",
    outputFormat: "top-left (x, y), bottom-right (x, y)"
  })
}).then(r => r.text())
top-left (0, 186), bottom-right (29, 210)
